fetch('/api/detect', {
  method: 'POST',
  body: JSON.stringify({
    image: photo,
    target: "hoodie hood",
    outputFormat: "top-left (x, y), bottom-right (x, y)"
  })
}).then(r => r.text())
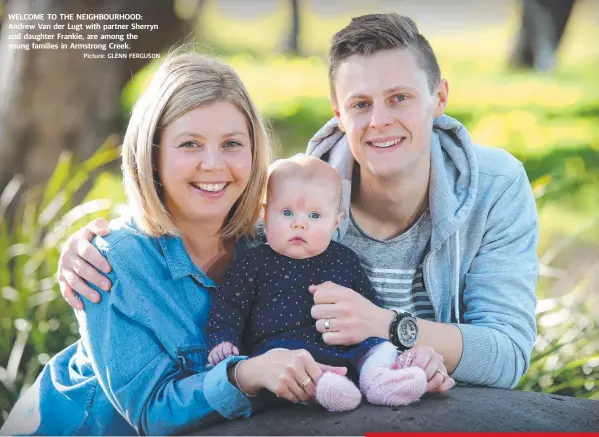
top-left (306, 114), bottom-right (478, 250)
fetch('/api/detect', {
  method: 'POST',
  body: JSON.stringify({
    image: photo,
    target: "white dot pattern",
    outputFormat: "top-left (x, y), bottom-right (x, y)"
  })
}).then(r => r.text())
top-left (206, 241), bottom-right (385, 364)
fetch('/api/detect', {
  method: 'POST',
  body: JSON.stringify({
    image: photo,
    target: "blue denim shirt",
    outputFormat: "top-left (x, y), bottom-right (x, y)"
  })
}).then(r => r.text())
top-left (2, 217), bottom-right (253, 436)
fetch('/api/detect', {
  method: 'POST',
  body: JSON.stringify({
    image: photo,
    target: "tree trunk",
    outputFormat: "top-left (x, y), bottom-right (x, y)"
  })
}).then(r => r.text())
top-left (283, 0), bottom-right (300, 54)
top-left (0, 0), bottom-right (191, 207)
top-left (509, 0), bottom-right (576, 71)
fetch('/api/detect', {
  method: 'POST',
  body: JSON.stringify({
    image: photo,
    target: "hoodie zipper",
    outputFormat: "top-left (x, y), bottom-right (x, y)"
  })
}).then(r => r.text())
top-left (423, 234), bottom-right (461, 324)
top-left (422, 250), bottom-right (440, 322)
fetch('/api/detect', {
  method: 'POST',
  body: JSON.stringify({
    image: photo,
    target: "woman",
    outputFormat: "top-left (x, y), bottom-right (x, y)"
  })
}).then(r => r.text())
top-left (1, 52), bottom-right (348, 436)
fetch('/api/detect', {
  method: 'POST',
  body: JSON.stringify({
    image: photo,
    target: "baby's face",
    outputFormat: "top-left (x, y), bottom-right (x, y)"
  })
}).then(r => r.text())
top-left (264, 179), bottom-right (341, 259)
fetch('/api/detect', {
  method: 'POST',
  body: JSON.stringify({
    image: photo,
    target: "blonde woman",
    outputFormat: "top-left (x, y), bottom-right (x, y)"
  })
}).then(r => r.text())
top-left (1, 53), bottom-right (346, 436)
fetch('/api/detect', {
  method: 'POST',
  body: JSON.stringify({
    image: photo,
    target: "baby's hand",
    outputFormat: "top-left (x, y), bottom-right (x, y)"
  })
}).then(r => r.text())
top-left (208, 342), bottom-right (239, 367)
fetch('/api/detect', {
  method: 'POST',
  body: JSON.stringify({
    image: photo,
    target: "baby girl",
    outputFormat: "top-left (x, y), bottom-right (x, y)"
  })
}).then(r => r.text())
top-left (206, 156), bottom-right (426, 411)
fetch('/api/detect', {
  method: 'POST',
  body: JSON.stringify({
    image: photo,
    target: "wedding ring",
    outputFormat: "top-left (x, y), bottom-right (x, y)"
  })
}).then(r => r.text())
top-left (324, 318), bottom-right (331, 331)
top-left (436, 368), bottom-right (448, 379)
top-left (301, 377), bottom-right (312, 388)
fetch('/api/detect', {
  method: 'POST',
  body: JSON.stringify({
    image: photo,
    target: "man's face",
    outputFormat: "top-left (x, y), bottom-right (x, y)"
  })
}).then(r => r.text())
top-left (331, 48), bottom-right (448, 182)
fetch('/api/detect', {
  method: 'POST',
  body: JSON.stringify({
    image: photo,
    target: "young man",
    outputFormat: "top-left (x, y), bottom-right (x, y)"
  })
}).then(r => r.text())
top-left (305, 13), bottom-right (538, 389)
top-left (57, 14), bottom-right (538, 391)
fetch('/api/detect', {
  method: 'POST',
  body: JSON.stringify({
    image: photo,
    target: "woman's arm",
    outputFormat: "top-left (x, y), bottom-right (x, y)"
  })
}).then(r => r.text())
top-left (229, 349), bottom-right (349, 404)
top-left (79, 245), bottom-right (251, 436)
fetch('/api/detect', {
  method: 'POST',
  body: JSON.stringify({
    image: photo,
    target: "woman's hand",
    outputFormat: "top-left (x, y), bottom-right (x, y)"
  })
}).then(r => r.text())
top-left (233, 349), bottom-right (347, 404)
top-left (310, 281), bottom-right (392, 345)
top-left (57, 218), bottom-right (112, 310)
top-left (396, 345), bottom-right (456, 393)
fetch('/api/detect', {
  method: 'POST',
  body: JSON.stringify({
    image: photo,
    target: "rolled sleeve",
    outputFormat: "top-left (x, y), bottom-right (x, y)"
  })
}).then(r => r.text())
top-left (203, 355), bottom-right (253, 419)
top-left (451, 323), bottom-right (497, 385)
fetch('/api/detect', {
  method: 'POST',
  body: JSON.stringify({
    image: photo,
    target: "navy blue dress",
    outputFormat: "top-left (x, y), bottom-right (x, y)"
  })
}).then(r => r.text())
top-left (207, 241), bottom-right (385, 367)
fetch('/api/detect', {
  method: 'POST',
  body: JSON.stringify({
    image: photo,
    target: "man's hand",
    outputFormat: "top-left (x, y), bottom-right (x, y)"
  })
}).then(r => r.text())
top-left (57, 218), bottom-right (112, 310)
top-left (208, 342), bottom-right (239, 367)
top-left (309, 281), bottom-right (391, 345)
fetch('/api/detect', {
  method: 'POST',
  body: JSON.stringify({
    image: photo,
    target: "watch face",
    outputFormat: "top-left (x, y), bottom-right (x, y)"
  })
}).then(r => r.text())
top-left (398, 317), bottom-right (418, 347)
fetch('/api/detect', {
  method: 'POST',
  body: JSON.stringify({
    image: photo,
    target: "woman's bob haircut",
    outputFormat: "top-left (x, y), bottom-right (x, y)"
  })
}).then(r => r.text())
top-left (122, 51), bottom-right (271, 239)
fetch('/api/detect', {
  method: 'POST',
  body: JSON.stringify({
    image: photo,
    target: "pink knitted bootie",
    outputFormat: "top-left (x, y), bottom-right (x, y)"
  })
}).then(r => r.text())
top-left (315, 371), bottom-right (362, 412)
top-left (359, 365), bottom-right (427, 406)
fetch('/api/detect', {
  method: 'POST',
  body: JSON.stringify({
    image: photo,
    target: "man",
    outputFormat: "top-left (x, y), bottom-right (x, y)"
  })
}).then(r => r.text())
top-left (58, 13), bottom-right (538, 391)
top-left (305, 13), bottom-right (538, 389)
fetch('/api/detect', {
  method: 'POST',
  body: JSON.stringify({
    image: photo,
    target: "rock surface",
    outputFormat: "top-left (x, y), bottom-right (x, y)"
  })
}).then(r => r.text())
top-left (192, 387), bottom-right (599, 434)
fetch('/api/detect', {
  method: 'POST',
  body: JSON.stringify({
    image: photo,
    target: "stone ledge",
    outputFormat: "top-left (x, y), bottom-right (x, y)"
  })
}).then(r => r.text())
top-left (192, 387), bottom-right (599, 434)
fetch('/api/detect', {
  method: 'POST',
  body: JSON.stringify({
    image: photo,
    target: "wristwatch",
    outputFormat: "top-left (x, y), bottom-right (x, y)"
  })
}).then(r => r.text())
top-left (389, 309), bottom-right (419, 351)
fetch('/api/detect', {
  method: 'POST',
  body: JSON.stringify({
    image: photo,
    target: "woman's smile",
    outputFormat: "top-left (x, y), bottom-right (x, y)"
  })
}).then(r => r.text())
top-left (189, 181), bottom-right (231, 198)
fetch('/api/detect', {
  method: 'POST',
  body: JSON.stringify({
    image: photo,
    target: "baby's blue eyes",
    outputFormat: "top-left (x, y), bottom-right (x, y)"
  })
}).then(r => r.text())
top-left (281, 210), bottom-right (321, 219)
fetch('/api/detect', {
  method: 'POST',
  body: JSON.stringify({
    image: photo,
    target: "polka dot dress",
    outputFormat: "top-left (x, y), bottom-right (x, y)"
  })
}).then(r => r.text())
top-left (206, 241), bottom-right (385, 366)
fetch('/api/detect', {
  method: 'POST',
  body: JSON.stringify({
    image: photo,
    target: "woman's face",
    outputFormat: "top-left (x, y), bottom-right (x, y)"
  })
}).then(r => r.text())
top-left (158, 100), bottom-right (253, 228)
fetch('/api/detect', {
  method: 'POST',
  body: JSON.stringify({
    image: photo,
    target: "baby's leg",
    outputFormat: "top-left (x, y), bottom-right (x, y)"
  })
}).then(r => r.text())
top-left (356, 342), bottom-right (427, 406)
top-left (315, 372), bottom-right (362, 412)
top-left (356, 340), bottom-right (398, 373)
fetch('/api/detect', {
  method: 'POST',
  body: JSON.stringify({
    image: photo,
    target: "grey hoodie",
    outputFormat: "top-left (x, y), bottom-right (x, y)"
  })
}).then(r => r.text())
top-left (307, 114), bottom-right (539, 388)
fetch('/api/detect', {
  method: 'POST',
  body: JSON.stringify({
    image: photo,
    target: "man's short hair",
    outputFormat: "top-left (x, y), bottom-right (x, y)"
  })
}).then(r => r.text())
top-left (328, 13), bottom-right (441, 100)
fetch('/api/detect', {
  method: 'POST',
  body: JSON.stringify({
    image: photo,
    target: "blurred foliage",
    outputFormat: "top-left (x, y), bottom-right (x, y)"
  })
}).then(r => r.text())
top-left (0, 138), bottom-right (125, 422)
top-left (2, 0), bottom-right (599, 423)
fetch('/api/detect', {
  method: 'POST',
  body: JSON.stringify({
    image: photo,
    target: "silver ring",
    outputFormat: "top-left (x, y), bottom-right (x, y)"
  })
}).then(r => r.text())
top-left (324, 318), bottom-right (331, 331)
top-left (301, 377), bottom-right (312, 388)
top-left (436, 368), bottom-right (448, 379)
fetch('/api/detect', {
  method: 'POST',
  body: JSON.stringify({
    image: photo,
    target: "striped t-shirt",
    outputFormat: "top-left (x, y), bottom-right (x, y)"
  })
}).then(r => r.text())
top-left (341, 208), bottom-right (436, 321)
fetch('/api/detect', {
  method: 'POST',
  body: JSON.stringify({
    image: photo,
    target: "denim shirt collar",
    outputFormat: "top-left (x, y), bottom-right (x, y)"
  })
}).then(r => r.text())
top-left (158, 233), bottom-right (216, 288)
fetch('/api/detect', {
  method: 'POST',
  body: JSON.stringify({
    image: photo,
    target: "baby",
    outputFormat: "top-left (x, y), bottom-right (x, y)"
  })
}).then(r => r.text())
top-left (206, 156), bottom-right (426, 411)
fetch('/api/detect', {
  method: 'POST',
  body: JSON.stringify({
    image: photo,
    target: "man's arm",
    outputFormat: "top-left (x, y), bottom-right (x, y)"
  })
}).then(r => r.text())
top-left (368, 310), bottom-right (462, 372)
top-left (367, 165), bottom-right (538, 386)
top-left (449, 165), bottom-right (538, 388)
top-left (57, 217), bottom-right (113, 309)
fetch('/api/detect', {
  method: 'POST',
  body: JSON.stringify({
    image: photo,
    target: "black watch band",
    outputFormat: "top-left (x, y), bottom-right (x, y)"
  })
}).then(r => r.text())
top-left (389, 309), bottom-right (419, 351)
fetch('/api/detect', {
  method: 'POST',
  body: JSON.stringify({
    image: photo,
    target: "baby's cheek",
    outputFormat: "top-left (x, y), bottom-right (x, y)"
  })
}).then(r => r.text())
top-left (266, 223), bottom-right (286, 250)
top-left (311, 229), bottom-right (333, 250)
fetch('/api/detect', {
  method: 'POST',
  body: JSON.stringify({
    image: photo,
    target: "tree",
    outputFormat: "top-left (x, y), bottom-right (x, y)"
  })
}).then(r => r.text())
top-left (0, 0), bottom-right (193, 211)
top-left (509, 0), bottom-right (576, 71)
top-left (283, 0), bottom-right (301, 54)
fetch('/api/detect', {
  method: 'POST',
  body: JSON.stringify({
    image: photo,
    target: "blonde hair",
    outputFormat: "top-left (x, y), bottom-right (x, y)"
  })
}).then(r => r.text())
top-left (267, 156), bottom-right (342, 210)
top-left (122, 52), bottom-right (271, 238)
